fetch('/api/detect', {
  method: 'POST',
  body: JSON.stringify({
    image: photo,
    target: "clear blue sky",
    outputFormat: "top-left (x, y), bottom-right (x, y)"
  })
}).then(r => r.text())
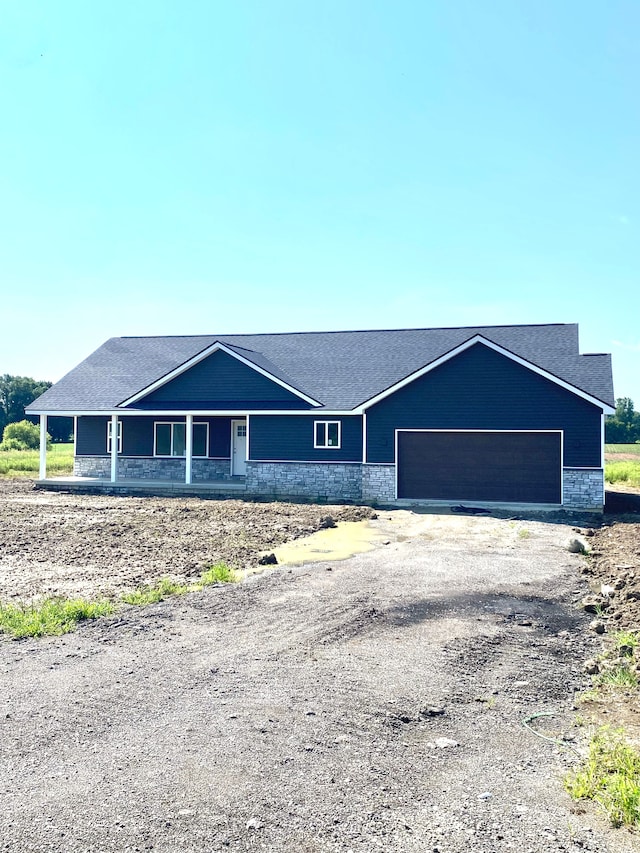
top-left (1, 0), bottom-right (638, 406)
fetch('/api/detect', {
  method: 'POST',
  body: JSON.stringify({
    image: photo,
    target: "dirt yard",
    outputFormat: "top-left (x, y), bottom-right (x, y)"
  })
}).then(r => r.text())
top-left (0, 479), bottom-right (375, 601)
top-left (0, 480), bottom-right (639, 853)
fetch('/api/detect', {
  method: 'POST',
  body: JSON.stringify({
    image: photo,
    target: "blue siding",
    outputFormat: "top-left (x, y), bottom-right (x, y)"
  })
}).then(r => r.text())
top-left (208, 417), bottom-right (232, 457)
top-left (250, 415), bottom-right (363, 462)
top-left (120, 416), bottom-right (153, 455)
top-left (76, 416), bottom-right (232, 458)
top-left (366, 343), bottom-right (602, 467)
top-left (134, 350), bottom-right (308, 409)
top-left (76, 417), bottom-right (109, 455)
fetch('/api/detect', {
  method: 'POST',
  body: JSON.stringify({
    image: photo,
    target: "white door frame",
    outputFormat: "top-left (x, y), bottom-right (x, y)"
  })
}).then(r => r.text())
top-left (231, 418), bottom-right (248, 476)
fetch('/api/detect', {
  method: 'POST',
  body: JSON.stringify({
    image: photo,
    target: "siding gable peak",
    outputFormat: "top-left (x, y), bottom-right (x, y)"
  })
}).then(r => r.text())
top-left (359, 335), bottom-right (615, 414)
top-left (119, 341), bottom-right (322, 408)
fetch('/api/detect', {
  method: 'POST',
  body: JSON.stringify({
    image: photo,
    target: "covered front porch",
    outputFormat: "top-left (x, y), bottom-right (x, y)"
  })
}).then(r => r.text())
top-left (36, 414), bottom-right (249, 488)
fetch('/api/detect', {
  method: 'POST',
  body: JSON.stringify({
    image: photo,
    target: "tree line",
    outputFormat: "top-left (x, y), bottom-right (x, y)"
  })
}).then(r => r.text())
top-left (605, 397), bottom-right (640, 444)
top-left (0, 375), bottom-right (72, 443)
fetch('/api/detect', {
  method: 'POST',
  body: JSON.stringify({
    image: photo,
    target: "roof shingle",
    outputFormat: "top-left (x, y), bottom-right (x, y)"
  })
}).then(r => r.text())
top-left (27, 323), bottom-right (614, 412)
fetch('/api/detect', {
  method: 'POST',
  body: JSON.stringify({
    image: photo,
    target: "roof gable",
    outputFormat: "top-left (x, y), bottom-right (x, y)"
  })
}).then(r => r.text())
top-left (122, 342), bottom-right (321, 408)
top-left (360, 336), bottom-right (615, 413)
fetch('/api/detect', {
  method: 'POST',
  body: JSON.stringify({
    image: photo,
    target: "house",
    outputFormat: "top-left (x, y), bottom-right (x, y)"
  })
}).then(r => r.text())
top-left (26, 323), bottom-right (614, 512)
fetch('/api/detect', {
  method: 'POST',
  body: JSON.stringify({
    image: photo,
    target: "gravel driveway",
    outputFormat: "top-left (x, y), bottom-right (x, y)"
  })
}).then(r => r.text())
top-left (0, 506), bottom-right (633, 852)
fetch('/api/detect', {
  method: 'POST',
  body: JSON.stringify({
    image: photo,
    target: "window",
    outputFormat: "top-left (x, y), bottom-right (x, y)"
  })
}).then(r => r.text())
top-left (155, 422), bottom-right (208, 457)
top-left (314, 420), bottom-right (340, 449)
top-left (106, 420), bottom-right (122, 454)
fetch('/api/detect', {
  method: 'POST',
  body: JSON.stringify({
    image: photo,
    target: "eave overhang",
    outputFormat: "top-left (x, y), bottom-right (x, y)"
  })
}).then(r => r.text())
top-left (26, 409), bottom-right (353, 417)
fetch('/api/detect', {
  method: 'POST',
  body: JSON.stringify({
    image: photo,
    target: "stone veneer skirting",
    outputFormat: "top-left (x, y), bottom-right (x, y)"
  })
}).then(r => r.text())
top-left (73, 456), bottom-right (232, 481)
top-left (74, 456), bottom-right (111, 478)
top-left (244, 461), bottom-right (364, 503)
top-left (72, 457), bottom-right (605, 511)
top-left (361, 464), bottom-right (396, 503)
top-left (562, 468), bottom-right (604, 511)
top-left (246, 462), bottom-right (605, 509)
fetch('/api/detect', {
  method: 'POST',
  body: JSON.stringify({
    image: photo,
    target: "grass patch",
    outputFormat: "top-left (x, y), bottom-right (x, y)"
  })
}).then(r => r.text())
top-left (122, 562), bottom-right (238, 606)
top-left (121, 576), bottom-right (189, 606)
top-left (195, 562), bottom-right (239, 586)
top-left (614, 630), bottom-right (639, 653)
top-left (605, 460), bottom-right (640, 487)
top-left (576, 629), bottom-right (640, 703)
top-left (577, 687), bottom-right (602, 704)
top-left (0, 597), bottom-right (114, 638)
top-left (594, 665), bottom-right (638, 690)
top-left (0, 562), bottom-right (240, 638)
top-left (0, 443), bottom-right (74, 478)
top-left (565, 726), bottom-right (640, 828)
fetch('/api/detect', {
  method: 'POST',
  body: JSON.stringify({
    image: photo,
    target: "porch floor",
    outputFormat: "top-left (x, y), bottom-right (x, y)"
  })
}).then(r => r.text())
top-left (34, 476), bottom-right (247, 499)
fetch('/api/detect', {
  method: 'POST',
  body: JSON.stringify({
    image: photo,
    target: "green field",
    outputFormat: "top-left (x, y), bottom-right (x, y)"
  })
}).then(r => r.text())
top-left (0, 443), bottom-right (74, 478)
top-left (605, 444), bottom-right (640, 487)
top-left (605, 443), bottom-right (640, 456)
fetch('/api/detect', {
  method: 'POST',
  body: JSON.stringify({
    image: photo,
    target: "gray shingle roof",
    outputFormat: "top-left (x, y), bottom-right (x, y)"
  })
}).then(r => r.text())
top-left (27, 323), bottom-right (614, 413)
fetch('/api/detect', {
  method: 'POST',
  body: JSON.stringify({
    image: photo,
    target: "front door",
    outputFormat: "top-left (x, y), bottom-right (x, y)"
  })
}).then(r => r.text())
top-left (231, 420), bottom-right (247, 476)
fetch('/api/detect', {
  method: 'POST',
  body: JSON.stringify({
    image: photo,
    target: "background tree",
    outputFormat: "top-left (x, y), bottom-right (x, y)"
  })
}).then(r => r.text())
top-left (1, 420), bottom-right (49, 450)
top-left (44, 416), bottom-right (74, 443)
top-left (0, 375), bottom-right (72, 443)
top-left (0, 375), bottom-right (51, 435)
top-left (605, 397), bottom-right (640, 443)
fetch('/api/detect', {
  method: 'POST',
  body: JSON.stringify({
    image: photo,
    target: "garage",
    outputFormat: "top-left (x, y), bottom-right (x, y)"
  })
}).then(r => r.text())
top-left (396, 430), bottom-right (562, 504)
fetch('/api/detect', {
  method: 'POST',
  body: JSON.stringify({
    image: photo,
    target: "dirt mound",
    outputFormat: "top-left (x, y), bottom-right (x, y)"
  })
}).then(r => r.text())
top-left (583, 519), bottom-right (640, 629)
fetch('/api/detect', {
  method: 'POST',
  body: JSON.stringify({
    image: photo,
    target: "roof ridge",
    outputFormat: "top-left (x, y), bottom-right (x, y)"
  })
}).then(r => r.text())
top-left (118, 322), bottom-right (576, 340)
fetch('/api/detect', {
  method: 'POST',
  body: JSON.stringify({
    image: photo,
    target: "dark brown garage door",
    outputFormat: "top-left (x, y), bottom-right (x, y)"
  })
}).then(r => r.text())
top-left (397, 431), bottom-right (562, 504)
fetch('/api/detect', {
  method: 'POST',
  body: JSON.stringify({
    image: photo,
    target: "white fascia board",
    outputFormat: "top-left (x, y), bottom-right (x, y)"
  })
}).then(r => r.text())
top-left (27, 409), bottom-right (355, 417)
top-left (118, 341), bottom-right (322, 408)
top-left (359, 335), bottom-right (615, 414)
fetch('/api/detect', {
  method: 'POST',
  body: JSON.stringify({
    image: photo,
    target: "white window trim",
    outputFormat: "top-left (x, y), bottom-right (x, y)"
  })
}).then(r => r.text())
top-left (314, 420), bottom-right (341, 449)
top-left (154, 421), bottom-right (209, 458)
top-left (107, 420), bottom-right (122, 454)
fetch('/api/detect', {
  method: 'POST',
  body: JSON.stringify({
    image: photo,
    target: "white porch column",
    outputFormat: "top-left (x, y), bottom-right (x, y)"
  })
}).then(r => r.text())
top-left (110, 414), bottom-right (118, 483)
top-left (39, 415), bottom-right (48, 480)
top-left (185, 414), bottom-right (193, 484)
